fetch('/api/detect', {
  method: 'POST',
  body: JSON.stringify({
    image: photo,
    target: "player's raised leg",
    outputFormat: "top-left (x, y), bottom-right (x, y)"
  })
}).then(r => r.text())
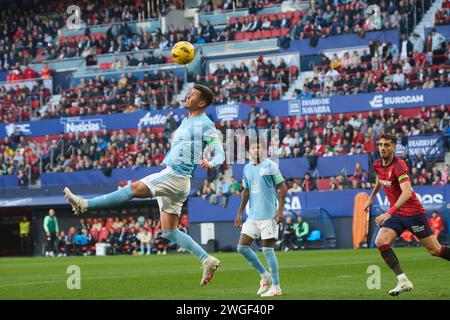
top-left (419, 234), bottom-right (450, 261)
top-left (375, 227), bottom-right (413, 296)
top-left (64, 180), bottom-right (150, 215)
top-left (237, 232), bottom-right (271, 295)
top-left (159, 211), bottom-right (220, 286)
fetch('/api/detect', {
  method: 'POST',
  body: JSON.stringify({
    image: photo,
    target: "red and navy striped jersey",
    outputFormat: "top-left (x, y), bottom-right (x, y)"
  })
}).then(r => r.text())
top-left (373, 157), bottom-right (425, 216)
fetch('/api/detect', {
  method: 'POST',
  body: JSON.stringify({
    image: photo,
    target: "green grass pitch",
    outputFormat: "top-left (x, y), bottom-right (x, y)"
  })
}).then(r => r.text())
top-left (0, 248), bottom-right (448, 300)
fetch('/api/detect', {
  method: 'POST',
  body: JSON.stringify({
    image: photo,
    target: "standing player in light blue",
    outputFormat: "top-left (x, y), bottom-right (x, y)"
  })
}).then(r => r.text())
top-left (64, 85), bottom-right (225, 286)
top-left (234, 139), bottom-right (287, 297)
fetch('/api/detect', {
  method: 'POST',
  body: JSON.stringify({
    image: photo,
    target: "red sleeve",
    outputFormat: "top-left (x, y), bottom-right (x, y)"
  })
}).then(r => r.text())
top-left (394, 159), bottom-right (410, 184)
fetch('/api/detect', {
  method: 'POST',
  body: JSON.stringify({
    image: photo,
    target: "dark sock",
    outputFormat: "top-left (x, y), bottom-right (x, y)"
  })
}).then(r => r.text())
top-left (439, 245), bottom-right (450, 261)
top-left (378, 244), bottom-right (404, 276)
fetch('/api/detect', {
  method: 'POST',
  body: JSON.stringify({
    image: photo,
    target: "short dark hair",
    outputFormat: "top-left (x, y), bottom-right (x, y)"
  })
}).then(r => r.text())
top-left (193, 84), bottom-right (214, 107)
top-left (378, 134), bottom-right (397, 145)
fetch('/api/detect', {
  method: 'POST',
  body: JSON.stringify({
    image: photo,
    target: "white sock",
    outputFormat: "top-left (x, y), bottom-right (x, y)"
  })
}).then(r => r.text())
top-left (261, 271), bottom-right (270, 281)
top-left (397, 273), bottom-right (408, 281)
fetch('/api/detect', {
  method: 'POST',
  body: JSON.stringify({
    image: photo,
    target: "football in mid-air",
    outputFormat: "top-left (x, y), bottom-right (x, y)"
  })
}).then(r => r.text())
top-left (171, 41), bottom-right (195, 65)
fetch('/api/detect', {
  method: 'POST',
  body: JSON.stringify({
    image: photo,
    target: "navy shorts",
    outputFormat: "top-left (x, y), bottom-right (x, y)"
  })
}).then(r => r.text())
top-left (381, 214), bottom-right (433, 239)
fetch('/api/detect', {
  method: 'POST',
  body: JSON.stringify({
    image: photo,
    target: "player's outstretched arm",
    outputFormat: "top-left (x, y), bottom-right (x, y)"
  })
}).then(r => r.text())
top-left (201, 131), bottom-right (225, 169)
top-left (235, 188), bottom-right (249, 228)
top-left (364, 176), bottom-right (381, 213)
top-left (276, 182), bottom-right (287, 224)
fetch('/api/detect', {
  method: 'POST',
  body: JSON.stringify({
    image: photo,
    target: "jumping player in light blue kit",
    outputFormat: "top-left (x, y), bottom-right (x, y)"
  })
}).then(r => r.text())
top-left (64, 85), bottom-right (224, 286)
top-left (234, 139), bottom-right (287, 297)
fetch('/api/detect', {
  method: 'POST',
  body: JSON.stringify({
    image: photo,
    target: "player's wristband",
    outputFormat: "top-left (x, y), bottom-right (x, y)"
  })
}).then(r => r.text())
top-left (386, 206), bottom-right (399, 216)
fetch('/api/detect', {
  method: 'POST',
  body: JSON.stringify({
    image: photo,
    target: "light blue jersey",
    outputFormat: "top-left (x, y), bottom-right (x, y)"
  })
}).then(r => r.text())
top-left (163, 113), bottom-right (225, 177)
top-left (242, 159), bottom-right (285, 220)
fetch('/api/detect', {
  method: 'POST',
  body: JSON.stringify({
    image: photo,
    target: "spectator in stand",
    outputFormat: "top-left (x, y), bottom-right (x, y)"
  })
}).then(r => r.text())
top-left (301, 172), bottom-right (317, 192)
top-left (288, 181), bottom-right (302, 194)
top-left (40, 63), bottom-right (52, 79)
top-left (429, 211), bottom-right (445, 239)
top-left (137, 228), bottom-right (152, 255)
top-left (430, 28), bottom-right (446, 64)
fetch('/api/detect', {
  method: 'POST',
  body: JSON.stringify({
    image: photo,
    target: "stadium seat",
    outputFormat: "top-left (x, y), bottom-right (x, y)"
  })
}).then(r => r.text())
top-left (293, 10), bottom-right (301, 18)
top-left (244, 32), bottom-right (253, 40)
top-left (229, 17), bottom-right (236, 25)
top-left (269, 14), bottom-right (277, 22)
top-left (234, 32), bottom-right (244, 41)
top-left (238, 16), bottom-right (245, 24)
top-left (281, 28), bottom-right (290, 36)
top-left (253, 31), bottom-right (262, 40)
top-left (307, 230), bottom-right (321, 241)
top-left (286, 11), bottom-right (293, 19)
top-left (262, 30), bottom-right (271, 38)
top-left (291, 17), bottom-right (299, 25)
top-left (99, 62), bottom-right (113, 69)
top-left (271, 29), bottom-right (281, 37)
top-left (317, 178), bottom-right (331, 191)
top-left (290, 65), bottom-right (299, 78)
top-left (277, 12), bottom-right (284, 20)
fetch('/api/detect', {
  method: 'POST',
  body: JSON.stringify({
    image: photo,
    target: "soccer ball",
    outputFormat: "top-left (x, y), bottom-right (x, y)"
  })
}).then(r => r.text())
top-left (171, 41), bottom-right (195, 65)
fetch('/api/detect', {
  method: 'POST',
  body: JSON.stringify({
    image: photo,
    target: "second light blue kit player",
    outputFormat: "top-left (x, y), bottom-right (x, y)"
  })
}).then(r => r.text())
top-left (64, 85), bottom-right (225, 287)
top-left (234, 140), bottom-right (287, 297)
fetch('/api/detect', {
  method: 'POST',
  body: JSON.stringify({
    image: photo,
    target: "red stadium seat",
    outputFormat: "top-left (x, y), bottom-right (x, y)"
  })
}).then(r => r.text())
top-left (262, 30), bottom-right (271, 38)
top-left (281, 28), bottom-right (290, 36)
top-left (290, 65), bottom-right (299, 78)
top-left (317, 178), bottom-right (331, 191)
top-left (229, 17), bottom-right (236, 25)
top-left (269, 14), bottom-right (277, 21)
top-left (94, 32), bottom-right (105, 40)
top-left (99, 62), bottom-right (113, 69)
top-left (234, 32), bottom-right (244, 40)
top-left (253, 31), bottom-right (262, 40)
top-left (244, 32), bottom-right (253, 40)
top-left (293, 10), bottom-right (301, 18)
top-left (271, 29), bottom-right (281, 37)
top-left (286, 11), bottom-right (293, 19)
top-left (31, 99), bottom-right (40, 108)
top-left (277, 12), bottom-right (284, 20)
top-left (291, 17), bottom-right (299, 25)
top-left (238, 16), bottom-right (245, 24)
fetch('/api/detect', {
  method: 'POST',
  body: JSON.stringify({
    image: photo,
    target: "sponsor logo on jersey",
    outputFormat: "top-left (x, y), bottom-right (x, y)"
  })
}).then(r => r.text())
top-left (379, 179), bottom-right (392, 187)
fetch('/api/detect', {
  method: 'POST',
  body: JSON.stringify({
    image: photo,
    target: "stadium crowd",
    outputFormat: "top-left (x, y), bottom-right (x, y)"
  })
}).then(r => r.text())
top-left (435, 0), bottom-right (450, 25)
top-left (196, 56), bottom-right (297, 104)
top-left (42, 70), bottom-right (183, 120)
top-left (1, 104), bottom-right (448, 186)
top-left (295, 32), bottom-right (450, 99)
top-left (223, 0), bottom-right (433, 41)
top-left (52, 214), bottom-right (189, 256)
